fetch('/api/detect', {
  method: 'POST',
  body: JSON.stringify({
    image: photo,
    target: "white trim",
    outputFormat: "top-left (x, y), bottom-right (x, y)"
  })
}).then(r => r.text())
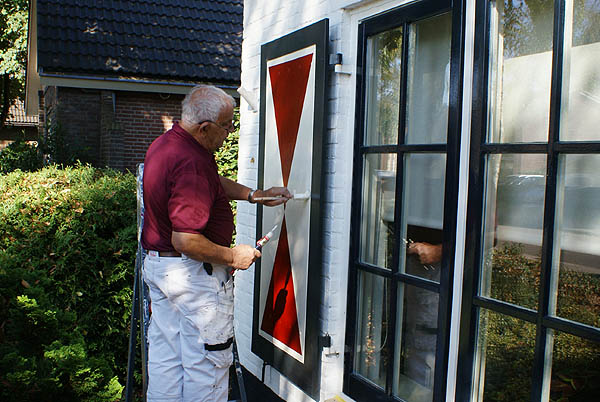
top-left (446, 0), bottom-right (476, 401)
top-left (37, 75), bottom-right (238, 98)
top-left (25, 0), bottom-right (40, 116)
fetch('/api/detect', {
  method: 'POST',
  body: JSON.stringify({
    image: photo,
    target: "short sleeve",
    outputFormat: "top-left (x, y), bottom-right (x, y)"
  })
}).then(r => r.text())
top-left (168, 171), bottom-right (214, 234)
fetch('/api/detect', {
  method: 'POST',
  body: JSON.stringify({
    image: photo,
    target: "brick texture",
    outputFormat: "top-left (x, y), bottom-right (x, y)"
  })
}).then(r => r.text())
top-left (114, 91), bottom-right (183, 172)
top-left (42, 87), bottom-right (183, 172)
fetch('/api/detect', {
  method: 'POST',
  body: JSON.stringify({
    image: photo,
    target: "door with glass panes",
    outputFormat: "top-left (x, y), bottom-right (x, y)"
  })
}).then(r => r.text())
top-left (344, 1), bottom-right (462, 401)
top-left (456, 0), bottom-right (600, 401)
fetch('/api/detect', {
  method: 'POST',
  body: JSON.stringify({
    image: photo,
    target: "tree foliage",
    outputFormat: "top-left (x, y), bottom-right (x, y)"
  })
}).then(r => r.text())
top-left (0, 0), bottom-right (28, 126)
top-left (0, 137), bottom-right (43, 174)
top-left (0, 165), bottom-right (136, 401)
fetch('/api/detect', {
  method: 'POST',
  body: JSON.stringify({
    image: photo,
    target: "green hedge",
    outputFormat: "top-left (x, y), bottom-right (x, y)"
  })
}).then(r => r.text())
top-left (0, 139), bottom-right (43, 174)
top-left (0, 165), bottom-right (137, 401)
top-left (484, 244), bottom-right (600, 402)
top-left (0, 116), bottom-right (241, 400)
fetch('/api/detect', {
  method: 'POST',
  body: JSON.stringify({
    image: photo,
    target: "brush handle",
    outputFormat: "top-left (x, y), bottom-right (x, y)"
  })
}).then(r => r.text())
top-left (252, 196), bottom-right (285, 201)
top-left (252, 193), bottom-right (310, 201)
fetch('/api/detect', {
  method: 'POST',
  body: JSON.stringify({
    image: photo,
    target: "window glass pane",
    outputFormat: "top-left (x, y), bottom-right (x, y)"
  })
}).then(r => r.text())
top-left (360, 153), bottom-right (396, 269)
top-left (401, 153), bottom-right (445, 281)
top-left (552, 155), bottom-right (600, 328)
top-left (355, 270), bottom-right (390, 389)
top-left (487, 0), bottom-right (554, 143)
top-left (364, 27), bottom-right (402, 145)
top-left (473, 310), bottom-right (535, 402)
top-left (480, 154), bottom-right (546, 308)
top-left (405, 12), bottom-right (451, 145)
top-left (561, 0), bottom-right (600, 141)
top-left (393, 283), bottom-right (438, 401)
top-left (550, 331), bottom-right (600, 401)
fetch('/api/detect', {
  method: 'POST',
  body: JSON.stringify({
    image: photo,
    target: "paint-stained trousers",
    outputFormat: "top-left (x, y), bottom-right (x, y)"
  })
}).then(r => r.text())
top-left (143, 252), bottom-right (234, 402)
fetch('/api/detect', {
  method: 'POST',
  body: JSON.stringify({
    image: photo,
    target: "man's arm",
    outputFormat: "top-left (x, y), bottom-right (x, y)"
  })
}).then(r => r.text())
top-left (407, 242), bottom-right (442, 265)
top-left (219, 176), bottom-right (292, 206)
top-left (172, 231), bottom-right (260, 270)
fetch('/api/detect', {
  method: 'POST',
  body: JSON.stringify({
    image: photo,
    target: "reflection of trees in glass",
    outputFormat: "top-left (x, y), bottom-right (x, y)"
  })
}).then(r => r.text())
top-left (483, 244), bottom-right (600, 401)
top-left (500, 0), bottom-right (600, 58)
top-left (551, 333), bottom-right (600, 401)
top-left (490, 243), bottom-right (541, 308)
top-left (573, 0), bottom-right (600, 46)
top-left (357, 275), bottom-right (390, 388)
top-left (374, 28), bottom-right (402, 144)
top-left (500, 0), bottom-right (553, 58)
top-left (481, 310), bottom-right (536, 402)
top-left (557, 266), bottom-right (600, 328)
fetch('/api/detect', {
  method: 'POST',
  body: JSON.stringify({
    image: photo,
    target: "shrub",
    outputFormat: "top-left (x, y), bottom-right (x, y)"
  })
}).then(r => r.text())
top-left (0, 138), bottom-right (43, 174)
top-left (40, 121), bottom-right (93, 167)
top-left (214, 109), bottom-right (240, 243)
top-left (0, 164), bottom-right (136, 401)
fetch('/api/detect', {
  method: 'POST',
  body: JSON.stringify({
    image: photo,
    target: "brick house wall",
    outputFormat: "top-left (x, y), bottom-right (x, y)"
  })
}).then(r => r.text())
top-left (41, 87), bottom-right (183, 172)
top-left (115, 92), bottom-right (183, 172)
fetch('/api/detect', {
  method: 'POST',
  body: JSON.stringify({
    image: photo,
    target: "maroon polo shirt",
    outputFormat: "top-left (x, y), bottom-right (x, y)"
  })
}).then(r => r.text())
top-left (141, 122), bottom-right (234, 251)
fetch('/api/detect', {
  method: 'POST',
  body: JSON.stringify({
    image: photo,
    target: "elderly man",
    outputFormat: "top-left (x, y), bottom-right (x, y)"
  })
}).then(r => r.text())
top-left (141, 85), bottom-right (291, 401)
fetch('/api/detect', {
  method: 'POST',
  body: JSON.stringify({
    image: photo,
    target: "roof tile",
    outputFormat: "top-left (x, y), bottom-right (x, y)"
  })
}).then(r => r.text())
top-left (36, 0), bottom-right (242, 84)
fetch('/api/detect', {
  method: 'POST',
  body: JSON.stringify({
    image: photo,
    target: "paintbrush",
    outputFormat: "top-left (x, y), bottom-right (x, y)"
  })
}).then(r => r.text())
top-left (256, 224), bottom-right (278, 250)
top-left (252, 191), bottom-right (310, 201)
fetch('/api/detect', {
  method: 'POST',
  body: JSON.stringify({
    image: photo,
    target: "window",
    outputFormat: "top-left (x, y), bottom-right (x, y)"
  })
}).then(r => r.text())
top-left (458, 1), bottom-right (600, 401)
top-left (345, 1), bottom-right (462, 401)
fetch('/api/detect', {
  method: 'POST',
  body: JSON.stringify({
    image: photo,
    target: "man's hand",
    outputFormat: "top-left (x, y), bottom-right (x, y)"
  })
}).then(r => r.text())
top-left (253, 187), bottom-right (293, 206)
top-left (172, 231), bottom-right (261, 269)
top-left (407, 242), bottom-right (442, 265)
top-left (230, 244), bottom-right (261, 270)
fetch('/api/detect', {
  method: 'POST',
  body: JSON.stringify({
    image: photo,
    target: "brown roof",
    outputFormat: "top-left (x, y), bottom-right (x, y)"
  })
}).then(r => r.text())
top-left (6, 99), bottom-right (39, 126)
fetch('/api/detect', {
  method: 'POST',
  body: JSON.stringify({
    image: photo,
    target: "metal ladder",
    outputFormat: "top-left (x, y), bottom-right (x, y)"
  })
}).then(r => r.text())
top-left (124, 163), bottom-right (150, 402)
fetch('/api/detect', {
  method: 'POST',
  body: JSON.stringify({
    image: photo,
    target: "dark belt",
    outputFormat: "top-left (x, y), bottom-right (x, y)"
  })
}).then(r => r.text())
top-left (205, 337), bottom-right (234, 351)
top-left (145, 250), bottom-right (182, 257)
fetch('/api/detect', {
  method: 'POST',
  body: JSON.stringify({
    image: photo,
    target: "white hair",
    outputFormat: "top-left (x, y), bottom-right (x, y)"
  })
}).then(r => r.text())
top-left (181, 85), bottom-right (235, 124)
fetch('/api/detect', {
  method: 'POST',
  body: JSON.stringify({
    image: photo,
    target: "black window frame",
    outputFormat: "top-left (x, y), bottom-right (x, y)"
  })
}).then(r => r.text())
top-left (456, 0), bottom-right (600, 400)
top-left (344, 0), bottom-right (466, 401)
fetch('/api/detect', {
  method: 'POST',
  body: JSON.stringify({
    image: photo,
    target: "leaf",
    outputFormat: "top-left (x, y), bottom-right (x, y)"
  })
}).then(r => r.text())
top-left (21, 279), bottom-right (30, 288)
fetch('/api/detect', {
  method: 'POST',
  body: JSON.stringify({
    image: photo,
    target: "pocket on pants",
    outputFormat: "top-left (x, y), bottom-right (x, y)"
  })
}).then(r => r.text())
top-left (205, 345), bottom-right (233, 369)
top-left (217, 278), bottom-right (234, 315)
top-left (192, 302), bottom-right (234, 346)
top-left (208, 278), bottom-right (234, 343)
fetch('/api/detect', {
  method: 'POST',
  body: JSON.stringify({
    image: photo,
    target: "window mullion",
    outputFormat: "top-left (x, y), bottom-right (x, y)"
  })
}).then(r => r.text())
top-left (532, 1), bottom-right (570, 401)
top-left (385, 21), bottom-right (410, 396)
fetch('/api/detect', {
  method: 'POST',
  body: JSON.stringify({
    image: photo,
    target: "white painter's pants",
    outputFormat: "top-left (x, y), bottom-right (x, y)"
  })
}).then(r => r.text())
top-left (143, 253), bottom-right (234, 402)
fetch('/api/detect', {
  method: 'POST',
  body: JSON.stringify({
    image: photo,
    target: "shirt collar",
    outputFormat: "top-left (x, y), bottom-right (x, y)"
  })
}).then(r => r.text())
top-left (171, 122), bottom-right (213, 158)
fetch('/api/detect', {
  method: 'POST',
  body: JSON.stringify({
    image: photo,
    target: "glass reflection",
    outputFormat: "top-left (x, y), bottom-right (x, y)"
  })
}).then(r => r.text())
top-left (562, 0), bottom-right (600, 141)
top-left (480, 154), bottom-right (546, 309)
top-left (393, 283), bottom-right (438, 402)
top-left (552, 155), bottom-right (600, 328)
top-left (401, 153), bottom-right (445, 281)
top-left (473, 310), bottom-right (535, 402)
top-left (550, 331), bottom-right (600, 401)
top-left (364, 27), bottom-right (402, 145)
top-left (405, 12), bottom-right (451, 145)
top-left (487, 0), bottom-right (554, 143)
top-left (360, 153), bottom-right (397, 269)
top-left (355, 270), bottom-right (390, 389)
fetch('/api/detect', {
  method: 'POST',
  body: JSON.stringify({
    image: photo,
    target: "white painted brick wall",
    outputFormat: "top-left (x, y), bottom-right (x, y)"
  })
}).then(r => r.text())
top-left (235, 1), bottom-right (413, 401)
